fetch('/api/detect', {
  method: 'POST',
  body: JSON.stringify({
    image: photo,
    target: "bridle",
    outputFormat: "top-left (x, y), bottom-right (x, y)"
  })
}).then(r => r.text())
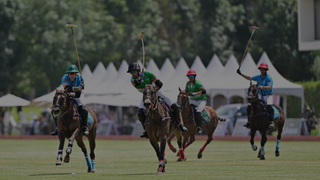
top-left (143, 85), bottom-right (158, 110)
top-left (52, 91), bottom-right (71, 119)
top-left (177, 92), bottom-right (190, 111)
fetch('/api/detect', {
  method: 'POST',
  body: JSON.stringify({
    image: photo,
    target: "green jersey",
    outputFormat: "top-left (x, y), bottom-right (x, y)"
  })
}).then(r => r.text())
top-left (185, 80), bottom-right (207, 101)
top-left (131, 71), bottom-right (156, 93)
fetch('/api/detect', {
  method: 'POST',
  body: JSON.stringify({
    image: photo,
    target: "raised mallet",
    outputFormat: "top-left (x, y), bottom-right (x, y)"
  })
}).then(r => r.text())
top-left (238, 26), bottom-right (259, 69)
top-left (66, 24), bottom-right (82, 76)
top-left (139, 32), bottom-right (145, 72)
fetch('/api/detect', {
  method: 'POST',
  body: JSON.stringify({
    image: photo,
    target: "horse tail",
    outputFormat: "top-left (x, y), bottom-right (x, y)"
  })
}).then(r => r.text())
top-left (218, 117), bottom-right (226, 122)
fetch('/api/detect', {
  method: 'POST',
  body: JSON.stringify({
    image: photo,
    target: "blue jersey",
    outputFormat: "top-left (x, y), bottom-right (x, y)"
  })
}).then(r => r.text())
top-left (252, 74), bottom-right (273, 95)
top-left (61, 74), bottom-right (84, 92)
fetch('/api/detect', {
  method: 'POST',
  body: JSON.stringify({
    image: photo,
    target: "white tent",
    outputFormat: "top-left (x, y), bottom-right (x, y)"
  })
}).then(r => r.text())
top-left (158, 58), bottom-right (176, 86)
top-left (85, 62), bottom-right (107, 89)
top-left (90, 62), bottom-right (118, 95)
top-left (146, 59), bottom-right (160, 77)
top-left (162, 57), bottom-right (189, 91)
top-left (81, 64), bottom-right (93, 82)
top-left (202, 54), bottom-right (225, 88)
top-left (190, 56), bottom-right (207, 80)
top-left (0, 94), bottom-right (30, 107)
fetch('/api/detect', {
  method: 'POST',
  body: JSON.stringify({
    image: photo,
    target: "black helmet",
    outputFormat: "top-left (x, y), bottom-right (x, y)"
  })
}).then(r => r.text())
top-left (127, 62), bottom-right (140, 73)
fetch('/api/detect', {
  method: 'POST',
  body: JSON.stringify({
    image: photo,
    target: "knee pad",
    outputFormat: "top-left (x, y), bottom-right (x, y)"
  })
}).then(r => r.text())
top-left (171, 103), bottom-right (180, 111)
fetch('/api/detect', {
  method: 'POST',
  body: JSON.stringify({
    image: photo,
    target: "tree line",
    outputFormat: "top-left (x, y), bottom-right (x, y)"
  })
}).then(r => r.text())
top-left (1, 0), bottom-right (319, 99)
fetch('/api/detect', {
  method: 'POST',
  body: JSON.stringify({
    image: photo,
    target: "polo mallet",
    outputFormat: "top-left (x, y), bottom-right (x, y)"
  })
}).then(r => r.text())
top-left (66, 24), bottom-right (82, 76)
top-left (139, 32), bottom-right (145, 72)
top-left (238, 26), bottom-right (259, 69)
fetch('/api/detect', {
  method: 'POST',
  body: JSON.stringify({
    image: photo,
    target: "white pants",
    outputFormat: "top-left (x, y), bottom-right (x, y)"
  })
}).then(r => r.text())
top-left (258, 95), bottom-right (273, 105)
top-left (139, 90), bottom-right (173, 109)
top-left (190, 100), bottom-right (206, 112)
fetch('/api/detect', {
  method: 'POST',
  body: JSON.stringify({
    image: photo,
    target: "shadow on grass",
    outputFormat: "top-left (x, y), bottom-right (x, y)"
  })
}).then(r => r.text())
top-left (29, 173), bottom-right (70, 176)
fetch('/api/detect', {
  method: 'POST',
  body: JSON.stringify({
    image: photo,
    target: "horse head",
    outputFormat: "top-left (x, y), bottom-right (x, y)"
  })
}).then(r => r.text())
top-left (247, 81), bottom-right (260, 104)
top-left (143, 84), bottom-right (157, 110)
top-left (52, 89), bottom-right (71, 119)
top-left (177, 87), bottom-right (189, 110)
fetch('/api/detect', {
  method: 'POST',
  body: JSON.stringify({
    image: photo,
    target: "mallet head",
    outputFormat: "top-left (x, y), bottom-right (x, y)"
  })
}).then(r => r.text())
top-left (66, 24), bottom-right (77, 28)
top-left (139, 32), bottom-right (144, 40)
top-left (251, 26), bottom-right (259, 30)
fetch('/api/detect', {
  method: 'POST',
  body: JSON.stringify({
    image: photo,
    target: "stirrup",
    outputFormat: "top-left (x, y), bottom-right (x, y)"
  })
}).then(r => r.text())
top-left (196, 127), bottom-right (202, 134)
top-left (50, 128), bottom-right (58, 136)
top-left (268, 121), bottom-right (274, 129)
top-left (140, 131), bottom-right (148, 138)
top-left (243, 122), bottom-right (250, 129)
top-left (178, 124), bottom-right (188, 132)
top-left (82, 126), bottom-right (89, 136)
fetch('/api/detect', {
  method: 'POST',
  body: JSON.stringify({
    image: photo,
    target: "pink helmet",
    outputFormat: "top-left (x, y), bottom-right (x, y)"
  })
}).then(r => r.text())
top-left (186, 69), bottom-right (197, 76)
top-left (258, 63), bottom-right (269, 70)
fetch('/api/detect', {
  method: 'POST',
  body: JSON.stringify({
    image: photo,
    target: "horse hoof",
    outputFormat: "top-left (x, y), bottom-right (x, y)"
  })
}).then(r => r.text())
top-left (55, 161), bottom-right (62, 166)
top-left (275, 150), bottom-right (280, 157)
top-left (176, 152), bottom-right (180, 157)
top-left (176, 157), bottom-right (182, 162)
top-left (88, 167), bottom-right (92, 173)
top-left (164, 158), bottom-right (167, 164)
top-left (91, 169), bottom-right (97, 173)
top-left (197, 152), bottom-right (202, 159)
top-left (64, 156), bottom-right (70, 163)
top-left (260, 156), bottom-right (265, 160)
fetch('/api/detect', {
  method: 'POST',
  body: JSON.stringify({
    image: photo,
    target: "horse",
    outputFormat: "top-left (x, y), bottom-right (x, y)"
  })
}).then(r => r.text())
top-left (167, 88), bottom-right (225, 161)
top-left (143, 84), bottom-right (185, 174)
top-left (247, 82), bottom-right (285, 160)
top-left (51, 89), bottom-right (98, 172)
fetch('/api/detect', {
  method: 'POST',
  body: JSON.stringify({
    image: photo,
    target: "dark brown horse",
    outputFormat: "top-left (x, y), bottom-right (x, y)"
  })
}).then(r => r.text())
top-left (247, 82), bottom-right (285, 160)
top-left (167, 88), bottom-right (225, 161)
top-left (51, 89), bottom-right (98, 172)
top-left (143, 84), bottom-right (185, 174)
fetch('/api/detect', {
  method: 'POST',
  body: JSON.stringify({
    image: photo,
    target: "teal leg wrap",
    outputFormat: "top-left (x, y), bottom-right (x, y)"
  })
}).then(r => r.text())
top-left (91, 159), bottom-right (96, 171)
top-left (84, 153), bottom-right (91, 168)
top-left (276, 140), bottom-right (280, 151)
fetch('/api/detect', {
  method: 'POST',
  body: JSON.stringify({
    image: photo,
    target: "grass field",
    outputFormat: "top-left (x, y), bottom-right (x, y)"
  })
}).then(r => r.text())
top-left (0, 139), bottom-right (320, 180)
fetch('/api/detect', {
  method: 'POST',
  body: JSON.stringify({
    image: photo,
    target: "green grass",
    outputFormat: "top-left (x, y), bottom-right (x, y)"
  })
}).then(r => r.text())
top-left (10, 106), bottom-right (44, 122)
top-left (0, 139), bottom-right (320, 180)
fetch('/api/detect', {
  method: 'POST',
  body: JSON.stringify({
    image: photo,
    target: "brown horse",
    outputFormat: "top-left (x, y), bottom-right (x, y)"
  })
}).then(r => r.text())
top-left (143, 84), bottom-right (185, 174)
top-left (247, 82), bottom-right (285, 160)
top-left (51, 89), bottom-right (98, 172)
top-left (167, 88), bottom-right (225, 160)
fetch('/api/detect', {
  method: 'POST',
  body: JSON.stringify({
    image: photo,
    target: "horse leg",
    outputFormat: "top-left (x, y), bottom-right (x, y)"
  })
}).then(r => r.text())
top-left (250, 129), bottom-right (258, 152)
top-left (175, 131), bottom-right (186, 162)
top-left (76, 135), bottom-right (92, 172)
top-left (275, 123), bottom-right (283, 157)
top-left (167, 134), bottom-right (177, 153)
top-left (157, 137), bottom-right (166, 174)
top-left (259, 132), bottom-right (267, 160)
top-left (198, 133), bottom-right (213, 159)
top-left (88, 132), bottom-right (97, 172)
top-left (56, 131), bottom-right (66, 165)
top-left (176, 134), bottom-right (189, 157)
top-left (64, 128), bottom-right (79, 163)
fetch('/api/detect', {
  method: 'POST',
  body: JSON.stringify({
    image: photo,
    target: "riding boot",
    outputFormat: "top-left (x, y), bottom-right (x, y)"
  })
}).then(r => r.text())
top-left (171, 103), bottom-right (188, 132)
top-left (50, 110), bottom-right (58, 136)
top-left (79, 105), bottom-right (89, 136)
top-left (267, 105), bottom-right (275, 129)
top-left (244, 105), bottom-right (251, 129)
top-left (195, 111), bottom-right (203, 134)
top-left (137, 108), bottom-right (148, 138)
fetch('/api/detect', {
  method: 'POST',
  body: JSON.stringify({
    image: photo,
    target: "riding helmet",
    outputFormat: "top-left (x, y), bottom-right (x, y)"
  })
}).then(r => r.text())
top-left (127, 62), bottom-right (141, 73)
top-left (186, 69), bottom-right (197, 76)
top-left (258, 63), bottom-right (269, 70)
top-left (65, 65), bottom-right (79, 74)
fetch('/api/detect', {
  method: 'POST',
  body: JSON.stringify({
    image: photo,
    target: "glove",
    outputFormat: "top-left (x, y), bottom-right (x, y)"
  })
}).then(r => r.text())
top-left (138, 72), bottom-right (144, 81)
top-left (188, 92), bottom-right (196, 97)
top-left (236, 69), bottom-right (242, 75)
top-left (64, 85), bottom-right (72, 92)
top-left (75, 91), bottom-right (81, 98)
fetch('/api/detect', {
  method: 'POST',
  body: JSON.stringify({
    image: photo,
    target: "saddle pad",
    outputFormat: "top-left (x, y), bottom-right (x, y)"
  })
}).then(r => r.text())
top-left (201, 110), bottom-right (210, 125)
top-left (87, 113), bottom-right (93, 124)
top-left (273, 106), bottom-right (279, 119)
